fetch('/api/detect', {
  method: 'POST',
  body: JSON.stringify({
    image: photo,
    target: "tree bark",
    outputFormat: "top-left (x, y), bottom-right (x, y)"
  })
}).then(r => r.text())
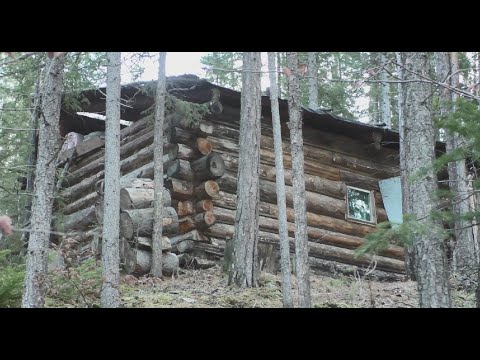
top-left (22, 57), bottom-right (65, 307)
top-left (286, 52), bottom-right (311, 307)
top-left (230, 52), bottom-right (262, 288)
top-left (380, 53), bottom-right (391, 128)
top-left (268, 52), bottom-right (293, 307)
top-left (194, 211), bottom-right (216, 230)
top-left (396, 52), bottom-right (416, 280)
top-left (446, 52), bottom-right (479, 287)
top-left (404, 52), bottom-right (450, 307)
top-left (100, 52), bottom-right (122, 308)
top-left (307, 52), bottom-right (319, 110)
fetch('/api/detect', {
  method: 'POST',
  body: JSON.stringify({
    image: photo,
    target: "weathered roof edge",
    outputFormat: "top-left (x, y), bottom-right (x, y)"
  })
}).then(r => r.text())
top-left (60, 74), bottom-right (444, 152)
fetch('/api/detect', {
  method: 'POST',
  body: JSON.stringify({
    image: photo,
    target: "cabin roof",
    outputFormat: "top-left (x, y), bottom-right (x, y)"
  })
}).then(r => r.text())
top-left (59, 74), bottom-right (407, 150)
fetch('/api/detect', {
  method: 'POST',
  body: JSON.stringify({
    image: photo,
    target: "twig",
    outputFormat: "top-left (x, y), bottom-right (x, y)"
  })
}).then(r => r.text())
top-left (0, 52), bottom-right (38, 67)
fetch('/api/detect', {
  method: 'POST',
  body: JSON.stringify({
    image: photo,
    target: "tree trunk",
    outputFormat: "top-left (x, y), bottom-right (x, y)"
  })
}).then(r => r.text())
top-left (448, 52), bottom-right (479, 288)
top-left (307, 52), bottom-right (319, 110)
top-left (22, 55), bottom-right (65, 308)
top-left (101, 52), bottom-right (122, 308)
top-left (396, 52), bottom-right (416, 280)
top-left (286, 52), bottom-right (311, 308)
top-left (404, 52), bottom-right (450, 307)
top-left (268, 52), bottom-right (293, 307)
top-left (380, 53), bottom-right (391, 128)
top-left (230, 52), bottom-right (261, 288)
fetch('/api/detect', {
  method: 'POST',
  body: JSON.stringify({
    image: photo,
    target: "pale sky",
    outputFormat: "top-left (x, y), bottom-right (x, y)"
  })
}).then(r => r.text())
top-left (122, 52), bottom-right (208, 83)
top-left (121, 52), bottom-right (369, 122)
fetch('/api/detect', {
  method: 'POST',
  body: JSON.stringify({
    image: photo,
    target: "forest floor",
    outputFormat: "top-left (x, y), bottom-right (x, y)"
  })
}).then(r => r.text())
top-left (117, 265), bottom-right (476, 308)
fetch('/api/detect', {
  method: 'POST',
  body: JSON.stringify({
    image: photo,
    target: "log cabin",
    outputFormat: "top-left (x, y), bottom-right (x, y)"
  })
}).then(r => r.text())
top-left (53, 74), bottom-right (425, 280)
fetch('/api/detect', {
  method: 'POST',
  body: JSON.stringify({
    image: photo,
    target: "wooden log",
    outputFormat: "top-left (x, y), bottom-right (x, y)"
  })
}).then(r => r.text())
top-left (60, 205), bottom-right (96, 232)
top-left (68, 228), bottom-right (100, 245)
top-left (119, 207), bottom-right (179, 239)
top-left (131, 236), bottom-right (172, 251)
top-left (61, 144), bottom-right (155, 202)
top-left (172, 126), bottom-right (196, 145)
top-left (94, 200), bottom-right (104, 225)
top-left (221, 152), bottom-right (385, 206)
top-left (201, 116), bottom-right (399, 168)
top-left (195, 137), bottom-right (213, 156)
top-left (194, 211), bottom-right (216, 230)
top-left (134, 159), bottom-right (180, 179)
top-left (210, 207), bottom-right (403, 260)
top-left (204, 223), bottom-right (405, 274)
top-left (217, 171), bottom-right (388, 223)
top-left (62, 192), bottom-right (99, 215)
top-left (213, 191), bottom-right (376, 238)
top-left (165, 178), bottom-right (194, 201)
top-left (194, 180), bottom-right (220, 200)
top-left (66, 131), bottom-right (152, 187)
top-left (177, 143), bottom-right (195, 161)
top-left (96, 177), bottom-right (155, 196)
top-left (191, 152), bottom-right (226, 181)
top-left (178, 216), bottom-right (196, 234)
top-left (124, 248), bottom-right (179, 277)
top-left (308, 257), bottom-right (405, 281)
top-left (176, 201), bottom-right (194, 216)
top-left (73, 127), bottom-right (149, 172)
top-left (169, 159), bottom-right (193, 181)
top-left (195, 199), bottom-right (214, 212)
top-left (119, 187), bottom-right (171, 211)
top-left (208, 135), bottom-right (341, 181)
top-left (169, 230), bottom-right (208, 246)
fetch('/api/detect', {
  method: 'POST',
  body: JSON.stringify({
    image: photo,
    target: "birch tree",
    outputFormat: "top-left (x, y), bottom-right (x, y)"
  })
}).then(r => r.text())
top-left (286, 52), bottom-right (311, 308)
top-left (229, 52), bottom-right (262, 287)
top-left (403, 52), bottom-right (450, 307)
top-left (151, 52), bottom-right (167, 277)
top-left (267, 52), bottom-right (293, 307)
top-left (22, 54), bottom-right (65, 308)
top-left (101, 52), bottom-right (122, 308)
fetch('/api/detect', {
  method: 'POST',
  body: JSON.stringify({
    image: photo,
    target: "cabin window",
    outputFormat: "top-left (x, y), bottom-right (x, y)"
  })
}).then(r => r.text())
top-left (346, 186), bottom-right (375, 223)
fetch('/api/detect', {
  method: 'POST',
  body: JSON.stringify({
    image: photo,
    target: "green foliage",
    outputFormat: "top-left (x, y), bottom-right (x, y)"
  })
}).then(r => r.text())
top-left (356, 214), bottom-right (449, 257)
top-left (46, 257), bottom-right (102, 308)
top-left (200, 52), bottom-right (242, 90)
top-left (0, 249), bottom-right (25, 308)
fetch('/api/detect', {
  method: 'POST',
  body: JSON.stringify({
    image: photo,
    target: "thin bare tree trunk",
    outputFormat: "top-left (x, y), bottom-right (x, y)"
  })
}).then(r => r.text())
top-left (151, 52), bottom-right (167, 277)
top-left (438, 52), bottom-right (480, 287)
top-left (397, 52), bottom-right (416, 280)
top-left (403, 52), bottom-right (450, 307)
top-left (307, 52), bottom-right (319, 110)
top-left (229, 52), bottom-right (261, 288)
top-left (380, 53), bottom-right (391, 128)
top-left (101, 52), bottom-right (122, 308)
top-left (22, 55), bottom-right (65, 308)
top-left (267, 52), bottom-right (293, 308)
top-left (286, 52), bottom-right (311, 308)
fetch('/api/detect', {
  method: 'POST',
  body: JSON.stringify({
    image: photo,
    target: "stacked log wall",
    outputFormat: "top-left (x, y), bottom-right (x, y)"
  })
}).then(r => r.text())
top-left (55, 105), bottom-right (405, 277)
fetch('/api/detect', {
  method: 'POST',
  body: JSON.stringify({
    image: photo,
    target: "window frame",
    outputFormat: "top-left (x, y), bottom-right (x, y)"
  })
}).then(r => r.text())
top-left (345, 185), bottom-right (377, 225)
